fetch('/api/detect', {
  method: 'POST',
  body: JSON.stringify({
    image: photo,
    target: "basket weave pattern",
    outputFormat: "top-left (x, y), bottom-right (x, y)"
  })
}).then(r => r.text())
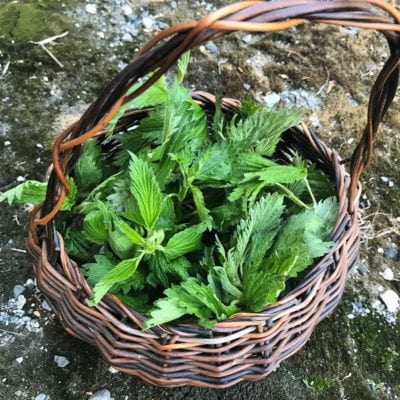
top-left (27, 0), bottom-right (400, 388)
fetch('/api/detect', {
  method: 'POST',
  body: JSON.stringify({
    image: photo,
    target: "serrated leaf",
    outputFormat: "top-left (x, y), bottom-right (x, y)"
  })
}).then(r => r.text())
top-left (114, 218), bottom-right (145, 246)
top-left (82, 202), bottom-right (112, 244)
top-left (144, 292), bottom-right (188, 329)
top-left (0, 180), bottom-right (47, 205)
top-left (60, 178), bottom-right (78, 211)
top-left (82, 255), bottom-right (116, 286)
top-left (108, 228), bottom-right (137, 260)
top-left (88, 255), bottom-right (143, 305)
top-left (64, 228), bottom-right (93, 261)
top-left (75, 139), bottom-right (103, 193)
top-left (128, 153), bottom-right (162, 230)
top-left (176, 51), bottom-right (190, 84)
top-left (163, 223), bottom-right (207, 260)
top-left (243, 165), bottom-right (307, 185)
top-left (147, 252), bottom-right (190, 288)
top-left (191, 185), bottom-right (211, 224)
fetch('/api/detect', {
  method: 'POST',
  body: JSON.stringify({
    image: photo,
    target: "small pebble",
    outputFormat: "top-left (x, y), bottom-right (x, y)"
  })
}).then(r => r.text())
top-left (122, 5), bottom-right (133, 16)
top-left (85, 4), bottom-right (97, 14)
top-left (121, 33), bottom-right (134, 43)
top-left (377, 247), bottom-right (384, 254)
top-left (142, 16), bottom-right (154, 29)
top-left (16, 357), bottom-right (23, 364)
top-left (380, 290), bottom-right (400, 313)
top-left (15, 295), bottom-right (26, 310)
top-left (380, 176), bottom-right (389, 183)
top-left (384, 248), bottom-right (398, 260)
top-left (35, 395), bottom-right (51, 400)
top-left (13, 284), bottom-right (25, 298)
top-left (41, 300), bottom-right (52, 312)
top-left (88, 389), bottom-right (112, 400)
top-left (381, 267), bottom-right (394, 281)
top-left (54, 355), bottom-right (70, 368)
top-left (205, 41), bottom-right (218, 53)
top-left (108, 366), bottom-right (119, 374)
top-left (388, 180), bottom-right (395, 188)
top-left (242, 33), bottom-right (253, 44)
top-left (4, 140), bottom-right (11, 146)
top-left (16, 176), bottom-right (26, 182)
top-left (347, 313), bottom-right (355, 319)
top-left (35, 143), bottom-right (43, 149)
top-left (263, 93), bottom-right (280, 107)
top-left (171, 1), bottom-right (177, 9)
top-left (243, 83), bottom-right (251, 91)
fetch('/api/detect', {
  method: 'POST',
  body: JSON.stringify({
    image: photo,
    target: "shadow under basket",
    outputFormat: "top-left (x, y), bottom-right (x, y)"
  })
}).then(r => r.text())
top-left (26, 0), bottom-right (400, 388)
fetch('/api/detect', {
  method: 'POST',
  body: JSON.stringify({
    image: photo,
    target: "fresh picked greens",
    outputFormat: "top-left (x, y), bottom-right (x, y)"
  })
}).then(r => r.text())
top-left (0, 53), bottom-right (338, 329)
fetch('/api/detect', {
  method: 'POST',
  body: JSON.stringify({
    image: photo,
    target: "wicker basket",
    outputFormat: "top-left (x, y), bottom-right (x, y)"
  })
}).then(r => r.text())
top-left (27, 0), bottom-right (400, 388)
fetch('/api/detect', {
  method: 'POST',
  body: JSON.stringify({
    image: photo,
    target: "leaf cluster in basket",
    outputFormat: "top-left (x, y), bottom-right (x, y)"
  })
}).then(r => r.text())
top-left (0, 53), bottom-right (338, 328)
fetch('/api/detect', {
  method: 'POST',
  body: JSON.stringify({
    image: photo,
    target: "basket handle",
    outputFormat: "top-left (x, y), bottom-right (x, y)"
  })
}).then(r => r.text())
top-left (37, 0), bottom-right (400, 225)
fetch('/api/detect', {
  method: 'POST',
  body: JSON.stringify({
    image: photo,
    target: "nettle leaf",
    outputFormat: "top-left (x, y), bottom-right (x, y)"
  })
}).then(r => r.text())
top-left (82, 202), bottom-right (112, 244)
top-left (64, 228), bottom-right (93, 261)
top-left (195, 143), bottom-right (231, 184)
top-left (0, 180), bottom-right (47, 205)
top-left (163, 223), bottom-right (207, 260)
top-left (181, 279), bottom-right (239, 322)
top-left (241, 269), bottom-right (286, 312)
top-left (145, 279), bottom-right (238, 329)
top-left (117, 292), bottom-right (151, 313)
top-left (191, 185), bottom-right (211, 224)
top-left (228, 107), bottom-right (303, 156)
top-left (88, 255), bottom-right (143, 305)
top-left (75, 139), bottom-right (103, 193)
top-left (61, 178), bottom-right (78, 211)
top-left (108, 228), bottom-right (137, 260)
top-left (176, 51), bottom-right (190, 84)
top-left (114, 218), bottom-right (145, 246)
top-left (244, 165), bottom-right (307, 185)
top-left (147, 252), bottom-right (190, 288)
top-left (144, 291), bottom-right (188, 329)
top-left (225, 193), bottom-right (284, 286)
top-left (154, 196), bottom-right (176, 231)
top-left (82, 255), bottom-right (116, 286)
top-left (128, 153), bottom-right (162, 230)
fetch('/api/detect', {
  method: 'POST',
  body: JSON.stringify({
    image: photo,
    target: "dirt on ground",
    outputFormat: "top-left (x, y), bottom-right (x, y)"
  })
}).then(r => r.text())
top-left (0, 1), bottom-right (399, 399)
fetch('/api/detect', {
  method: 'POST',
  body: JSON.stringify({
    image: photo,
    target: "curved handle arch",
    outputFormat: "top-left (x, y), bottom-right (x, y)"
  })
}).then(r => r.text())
top-left (37, 0), bottom-right (400, 225)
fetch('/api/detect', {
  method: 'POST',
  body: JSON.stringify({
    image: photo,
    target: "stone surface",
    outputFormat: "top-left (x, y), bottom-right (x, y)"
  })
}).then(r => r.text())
top-left (88, 389), bottom-right (112, 400)
top-left (0, 1), bottom-right (400, 400)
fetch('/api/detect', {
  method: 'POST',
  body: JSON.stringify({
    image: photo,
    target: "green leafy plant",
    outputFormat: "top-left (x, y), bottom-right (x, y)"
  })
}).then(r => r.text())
top-left (0, 53), bottom-right (338, 329)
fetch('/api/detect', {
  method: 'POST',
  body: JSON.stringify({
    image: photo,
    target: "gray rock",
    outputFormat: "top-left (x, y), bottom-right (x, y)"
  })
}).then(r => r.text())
top-left (15, 295), bottom-right (26, 310)
top-left (384, 247), bottom-right (398, 260)
top-left (205, 41), bottom-right (218, 53)
top-left (380, 176), bottom-right (389, 183)
top-left (85, 4), bottom-right (97, 14)
top-left (121, 33), bottom-right (134, 43)
top-left (142, 16), bottom-right (154, 29)
top-left (263, 93), bottom-right (280, 108)
top-left (243, 83), bottom-right (251, 91)
top-left (89, 389), bottom-right (112, 400)
top-left (242, 33), bottom-right (253, 44)
top-left (13, 285), bottom-right (25, 298)
top-left (380, 290), bottom-right (400, 313)
top-left (35, 395), bottom-right (51, 400)
top-left (54, 355), bottom-right (70, 368)
top-left (171, 1), bottom-right (177, 9)
top-left (122, 5), bottom-right (133, 16)
top-left (41, 300), bottom-right (52, 312)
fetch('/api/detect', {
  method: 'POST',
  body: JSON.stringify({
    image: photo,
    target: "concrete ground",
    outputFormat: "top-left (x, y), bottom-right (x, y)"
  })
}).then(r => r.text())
top-left (0, 1), bottom-right (399, 399)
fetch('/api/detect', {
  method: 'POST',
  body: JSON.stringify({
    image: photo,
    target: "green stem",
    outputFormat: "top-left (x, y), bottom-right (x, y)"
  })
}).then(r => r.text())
top-left (275, 183), bottom-right (310, 210)
top-left (304, 177), bottom-right (317, 207)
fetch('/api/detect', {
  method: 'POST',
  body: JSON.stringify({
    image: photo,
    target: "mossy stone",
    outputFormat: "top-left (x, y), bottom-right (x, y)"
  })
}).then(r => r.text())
top-left (0, 2), bottom-right (70, 43)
